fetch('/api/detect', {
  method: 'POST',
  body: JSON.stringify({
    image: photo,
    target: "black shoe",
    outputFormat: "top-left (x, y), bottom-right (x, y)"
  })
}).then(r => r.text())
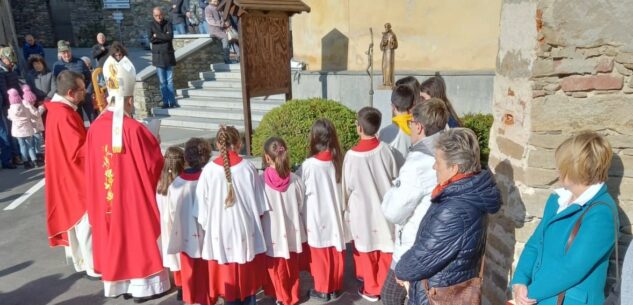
top-left (330, 290), bottom-right (343, 301)
top-left (172, 104), bottom-right (181, 108)
top-left (161, 104), bottom-right (169, 109)
top-left (176, 288), bottom-right (182, 301)
top-left (309, 289), bottom-right (330, 302)
top-left (13, 156), bottom-right (23, 165)
top-left (36, 159), bottom-right (45, 167)
top-left (2, 163), bottom-right (16, 169)
top-left (24, 161), bottom-right (34, 169)
top-left (83, 273), bottom-right (101, 281)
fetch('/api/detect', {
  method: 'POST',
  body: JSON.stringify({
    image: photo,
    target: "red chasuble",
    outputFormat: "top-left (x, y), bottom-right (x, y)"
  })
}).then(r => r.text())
top-left (85, 111), bottom-right (164, 281)
top-left (45, 102), bottom-right (87, 247)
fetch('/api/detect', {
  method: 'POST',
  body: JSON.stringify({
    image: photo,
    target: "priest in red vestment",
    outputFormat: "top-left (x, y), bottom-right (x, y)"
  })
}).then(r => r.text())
top-left (45, 70), bottom-right (98, 278)
top-left (85, 54), bottom-right (170, 301)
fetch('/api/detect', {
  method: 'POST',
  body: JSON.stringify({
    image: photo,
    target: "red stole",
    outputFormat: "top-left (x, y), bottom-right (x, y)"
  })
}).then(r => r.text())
top-left (431, 172), bottom-right (476, 199)
top-left (351, 137), bottom-right (380, 152)
top-left (314, 150), bottom-right (333, 161)
top-left (213, 151), bottom-right (243, 166)
top-left (44, 102), bottom-right (87, 247)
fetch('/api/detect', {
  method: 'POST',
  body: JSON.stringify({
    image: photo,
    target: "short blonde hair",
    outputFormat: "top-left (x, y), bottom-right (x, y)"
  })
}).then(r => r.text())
top-left (435, 128), bottom-right (481, 174)
top-left (555, 131), bottom-right (612, 185)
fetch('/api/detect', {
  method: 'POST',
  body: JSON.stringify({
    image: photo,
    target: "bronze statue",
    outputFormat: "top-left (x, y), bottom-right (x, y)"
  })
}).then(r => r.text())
top-left (380, 23), bottom-right (397, 88)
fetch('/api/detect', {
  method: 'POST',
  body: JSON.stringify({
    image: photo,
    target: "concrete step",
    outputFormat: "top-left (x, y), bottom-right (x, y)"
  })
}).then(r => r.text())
top-left (176, 96), bottom-right (283, 111)
top-left (178, 87), bottom-right (286, 100)
top-left (189, 79), bottom-right (242, 89)
top-left (210, 63), bottom-right (241, 72)
top-left (199, 71), bottom-right (242, 81)
top-left (155, 115), bottom-right (256, 130)
top-left (152, 105), bottom-right (268, 121)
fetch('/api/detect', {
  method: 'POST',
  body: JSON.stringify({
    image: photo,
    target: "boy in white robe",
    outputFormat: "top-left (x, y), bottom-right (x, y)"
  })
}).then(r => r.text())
top-left (343, 107), bottom-right (399, 302)
top-left (380, 99), bottom-right (449, 305)
top-left (378, 85), bottom-right (415, 168)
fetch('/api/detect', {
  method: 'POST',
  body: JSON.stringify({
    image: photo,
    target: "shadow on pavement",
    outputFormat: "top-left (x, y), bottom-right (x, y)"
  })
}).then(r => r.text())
top-left (0, 273), bottom-right (82, 305)
top-left (53, 293), bottom-right (107, 305)
top-left (0, 261), bottom-right (34, 278)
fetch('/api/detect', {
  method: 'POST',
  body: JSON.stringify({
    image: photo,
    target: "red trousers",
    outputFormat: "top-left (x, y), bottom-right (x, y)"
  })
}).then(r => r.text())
top-left (207, 254), bottom-right (264, 302)
top-left (263, 253), bottom-right (301, 305)
top-left (309, 246), bottom-right (345, 294)
top-left (352, 249), bottom-right (392, 296)
top-left (180, 253), bottom-right (216, 305)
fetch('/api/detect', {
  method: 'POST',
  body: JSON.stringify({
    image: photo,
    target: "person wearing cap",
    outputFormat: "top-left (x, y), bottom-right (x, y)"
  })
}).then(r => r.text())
top-left (22, 34), bottom-right (45, 61)
top-left (0, 46), bottom-right (22, 169)
top-left (85, 51), bottom-right (170, 302)
top-left (53, 40), bottom-right (94, 122)
top-left (45, 70), bottom-right (98, 278)
top-left (149, 7), bottom-right (179, 109)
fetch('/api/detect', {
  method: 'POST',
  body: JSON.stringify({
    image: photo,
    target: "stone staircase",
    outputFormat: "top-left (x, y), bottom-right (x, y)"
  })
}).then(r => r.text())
top-left (152, 63), bottom-right (285, 134)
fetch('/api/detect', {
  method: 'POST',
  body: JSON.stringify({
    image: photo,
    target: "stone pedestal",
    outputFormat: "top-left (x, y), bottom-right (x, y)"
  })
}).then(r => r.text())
top-left (374, 88), bottom-right (394, 132)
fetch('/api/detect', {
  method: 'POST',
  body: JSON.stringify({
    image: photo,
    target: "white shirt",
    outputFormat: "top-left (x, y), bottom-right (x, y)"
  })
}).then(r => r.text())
top-left (379, 123), bottom-right (411, 169)
top-left (298, 157), bottom-right (346, 251)
top-left (167, 175), bottom-right (205, 259)
top-left (51, 93), bottom-right (78, 111)
top-left (195, 160), bottom-right (269, 264)
top-left (555, 182), bottom-right (605, 214)
top-left (156, 193), bottom-right (181, 271)
top-left (261, 173), bottom-right (307, 258)
top-left (342, 142), bottom-right (398, 253)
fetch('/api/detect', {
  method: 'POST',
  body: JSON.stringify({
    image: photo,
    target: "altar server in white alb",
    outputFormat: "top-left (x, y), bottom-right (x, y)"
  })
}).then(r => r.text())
top-left (260, 136), bottom-right (308, 305)
top-left (156, 146), bottom-right (185, 293)
top-left (168, 138), bottom-right (215, 305)
top-left (299, 118), bottom-right (347, 302)
top-left (195, 126), bottom-right (268, 305)
top-left (343, 107), bottom-right (398, 302)
top-left (380, 99), bottom-right (449, 305)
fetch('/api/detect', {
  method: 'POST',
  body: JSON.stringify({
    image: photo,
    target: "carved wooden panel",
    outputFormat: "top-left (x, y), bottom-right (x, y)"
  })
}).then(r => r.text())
top-left (241, 12), bottom-right (290, 97)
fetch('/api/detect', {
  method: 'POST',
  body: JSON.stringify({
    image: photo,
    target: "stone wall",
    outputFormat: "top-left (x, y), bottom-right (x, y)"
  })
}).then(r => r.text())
top-left (10, 0), bottom-right (55, 46)
top-left (485, 0), bottom-right (633, 304)
top-left (134, 37), bottom-right (223, 118)
top-left (101, 0), bottom-right (171, 48)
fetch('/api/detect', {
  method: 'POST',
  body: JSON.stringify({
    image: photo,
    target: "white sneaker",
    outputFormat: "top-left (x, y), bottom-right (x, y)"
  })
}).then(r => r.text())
top-left (357, 288), bottom-right (379, 302)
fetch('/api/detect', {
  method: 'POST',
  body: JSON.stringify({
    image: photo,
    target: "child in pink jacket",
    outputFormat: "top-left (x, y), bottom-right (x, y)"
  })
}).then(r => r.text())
top-left (21, 84), bottom-right (45, 166)
top-left (7, 88), bottom-right (36, 169)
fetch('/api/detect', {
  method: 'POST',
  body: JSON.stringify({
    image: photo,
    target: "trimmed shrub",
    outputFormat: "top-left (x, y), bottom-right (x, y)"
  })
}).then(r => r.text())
top-left (462, 113), bottom-right (494, 166)
top-left (252, 98), bottom-right (359, 167)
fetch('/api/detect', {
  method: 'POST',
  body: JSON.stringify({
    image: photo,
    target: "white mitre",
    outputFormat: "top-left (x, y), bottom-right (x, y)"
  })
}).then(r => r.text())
top-left (102, 55), bottom-right (136, 153)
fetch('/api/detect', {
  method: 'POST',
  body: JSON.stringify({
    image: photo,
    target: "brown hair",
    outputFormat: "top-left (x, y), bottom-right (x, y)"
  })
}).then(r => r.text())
top-left (157, 146), bottom-right (185, 195)
top-left (109, 41), bottom-right (128, 58)
top-left (420, 74), bottom-right (462, 127)
top-left (56, 70), bottom-right (84, 96)
top-left (216, 125), bottom-right (241, 208)
top-left (357, 106), bottom-right (382, 136)
top-left (555, 131), bottom-right (613, 185)
top-left (263, 137), bottom-right (291, 179)
top-left (411, 98), bottom-right (449, 136)
top-left (308, 118), bottom-right (344, 183)
top-left (27, 54), bottom-right (49, 73)
top-left (184, 137), bottom-right (212, 169)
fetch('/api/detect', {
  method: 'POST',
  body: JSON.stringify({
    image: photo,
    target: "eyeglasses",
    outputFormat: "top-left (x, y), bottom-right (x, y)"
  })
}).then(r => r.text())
top-left (407, 119), bottom-right (421, 127)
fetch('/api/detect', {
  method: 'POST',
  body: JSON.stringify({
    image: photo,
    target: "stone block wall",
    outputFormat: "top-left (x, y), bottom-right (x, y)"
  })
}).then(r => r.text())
top-left (485, 0), bottom-right (633, 304)
top-left (134, 38), bottom-right (223, 118)
top-left (10, 0), bottom-right (55, 46)
top-left (102, 0), bottom-right (171, 48)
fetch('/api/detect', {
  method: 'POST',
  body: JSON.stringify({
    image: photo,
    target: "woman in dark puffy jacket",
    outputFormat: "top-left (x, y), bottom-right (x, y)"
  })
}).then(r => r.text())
top-left (394, 128), bottom-right (501, 305)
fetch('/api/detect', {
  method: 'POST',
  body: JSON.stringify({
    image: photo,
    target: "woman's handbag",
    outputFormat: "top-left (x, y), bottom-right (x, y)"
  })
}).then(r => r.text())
top-left (422, 255), bottom-right (484, 305)
top-left (226, 27), bottom-right (239, 42)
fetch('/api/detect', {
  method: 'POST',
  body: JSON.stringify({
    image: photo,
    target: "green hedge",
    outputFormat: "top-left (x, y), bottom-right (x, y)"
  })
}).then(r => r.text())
top-left (252, 98), bottom-right (359, 167)
top-left (462, 113), bottom-right (494, 166)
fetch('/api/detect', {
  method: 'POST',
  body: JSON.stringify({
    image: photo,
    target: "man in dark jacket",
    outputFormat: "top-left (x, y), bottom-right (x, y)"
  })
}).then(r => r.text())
top-left (394, 128), bottom-right (501, 305)
top-left (53, 40), bottom-right (93, 122)
top-left (171, 0), bottom-right (188, 34)
top-left (91, 33), bottom-right (109, 68)
top-left (150, 7), bottom-right (178, 108)
top-left (22, 34), bottom-right (45, 61)
top-left (0, 47), bottom-right (22, 169)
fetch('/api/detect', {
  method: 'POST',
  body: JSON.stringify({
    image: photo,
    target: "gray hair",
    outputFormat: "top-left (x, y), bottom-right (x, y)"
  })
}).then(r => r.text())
top-left (435, 128), bottom-right (481, 174)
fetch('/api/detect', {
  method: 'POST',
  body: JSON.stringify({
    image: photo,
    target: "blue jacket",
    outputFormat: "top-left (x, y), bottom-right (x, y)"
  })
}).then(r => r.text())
top-left (52, 57), bottom-right (92, 86)
top-left (22, 42), bottom-right (45, 60)
top-left (511, 184), bottom-right (618, 305)
top-left (395, 170), bottom-right (501, 305)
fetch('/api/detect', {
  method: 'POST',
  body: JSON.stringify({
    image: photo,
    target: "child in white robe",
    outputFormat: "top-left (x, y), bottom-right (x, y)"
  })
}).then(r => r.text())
top-left (155, 146), bottom-right (185, 294)
top-left (378, 85), bottom-right (415, 168)
top-left (167, 138), bottom-right (215, 305)
top-left (299, 118), bottom-right (346, 302)
top-left (343, 107), bottom-right (398, 302)
top-left (195, 125), bottom-right (269, 305)
top-left (260, 137), bottom-right (307, 305)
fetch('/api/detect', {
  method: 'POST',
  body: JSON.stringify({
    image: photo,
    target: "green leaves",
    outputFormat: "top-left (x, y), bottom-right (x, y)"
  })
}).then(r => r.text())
top-left (462, 113), bottom-right (494, 167)
top-left (252, 98), bottom-right (359, 167)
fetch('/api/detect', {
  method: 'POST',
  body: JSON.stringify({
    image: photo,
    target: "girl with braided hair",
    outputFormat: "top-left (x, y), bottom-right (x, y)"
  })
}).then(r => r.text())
top-left (195, 125), bottom-right (268, 305)
top-left (299, 118), bottom-right (346, 302)
top-left (260, 137), bottom-right (307, 305)
top-left (156, 146), bottom-right (185, 295)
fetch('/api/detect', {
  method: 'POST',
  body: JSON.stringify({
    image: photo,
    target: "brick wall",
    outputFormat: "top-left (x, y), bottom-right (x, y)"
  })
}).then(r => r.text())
top-left (484, 0), bottom-right (633, 304)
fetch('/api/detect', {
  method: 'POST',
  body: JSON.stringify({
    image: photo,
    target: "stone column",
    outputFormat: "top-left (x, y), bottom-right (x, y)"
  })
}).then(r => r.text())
top-left (485, 0), bottom-right (633, 304)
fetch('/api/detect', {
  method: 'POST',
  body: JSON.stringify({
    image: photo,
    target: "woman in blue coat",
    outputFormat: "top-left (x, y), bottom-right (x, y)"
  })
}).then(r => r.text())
top-left (511, 131), bottom-right (618, 305)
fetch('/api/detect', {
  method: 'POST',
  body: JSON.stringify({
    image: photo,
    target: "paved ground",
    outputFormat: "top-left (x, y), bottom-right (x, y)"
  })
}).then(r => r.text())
top-left (0, 162), bottom-right (377, 305)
